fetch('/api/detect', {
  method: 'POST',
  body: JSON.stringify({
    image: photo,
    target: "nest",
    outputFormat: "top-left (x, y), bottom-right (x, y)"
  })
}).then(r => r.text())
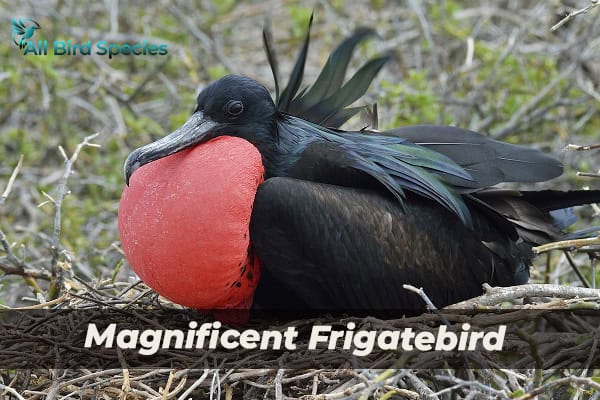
top-left (2, 280), bottom-right (600, 399)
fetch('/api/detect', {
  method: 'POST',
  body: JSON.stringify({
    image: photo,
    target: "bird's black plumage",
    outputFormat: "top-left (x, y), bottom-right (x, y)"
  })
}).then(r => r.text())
top-left (250, 178), bottom-right (532, 309)
top-left (124, 18), bottom-right (600, 311)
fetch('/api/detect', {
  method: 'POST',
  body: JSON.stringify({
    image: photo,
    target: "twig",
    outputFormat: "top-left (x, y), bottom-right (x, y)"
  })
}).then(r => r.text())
top-left (0, 384), bottom-right (26, 400)
top-left (160, 370), bottom-right (175, 400)
top-left (47, 133), bottom-right (100, 293)
top-left (515, 375), bottom-right (600, 400)
top-left (0, 156), bottom-right (46, 284)
top-left (550, 0), bottom-right (600, 32)
top-left (408, 0), bottom-right (440, 74)
top-left (380, 387), bottom-right (420, 400)
top-left (0, 231), bottom-right (50, 282)
top-left (405, 372), bottom-right (438, 400)
top-left (564, 250), bottom-right (591, 288)
top-left (177, 370), bottom-right (210, 400)
top-left (402, 284), bottom-right (437, 311)
top-left (0, 229), bottom-right (26, 271)
top-left (166, 4), bottom-right (238, 74)
top-left (432, 375), bottom-right (509, 399)
top-left (533, 237), bottom-right (600, 254)
top-left (303, 380), bottom-right (368, 399)
top-left (282, 370), bottom-right (320, 384)
top-left (577, 172), bottom-right (600, 178)
top-left (515, 329), bottom-right (543, 386)
top-left (592, 256), bottom-right (597, 289)
top-left (447, 284), bottom-right (600, 308)
top-left (45, 370), bottom-right (61, 400)
top-left (0, 294), bottom-right (68, 309)
top-left (566, 143), bottom-right (600, 151)
top-left (125, 57), bottom-right (171, 105)
top-left (275, 369), bottom-right (284, 400)
top-left (403, 284), bottom-right (450, 326)
top-left (0, 154), bottom-right (24, 206)
top-left (210, 370), bottom-right (220, 400)
top-left (224, 369), bottom-right (273, 382)
top-left (117, 348), bottom-right (130, 400)
top-left (312, 375), bottom-right (319, 396)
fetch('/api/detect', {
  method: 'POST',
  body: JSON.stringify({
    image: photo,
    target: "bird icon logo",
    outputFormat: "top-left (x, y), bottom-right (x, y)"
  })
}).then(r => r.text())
top-left (11, 18), bottom-right (41, 49)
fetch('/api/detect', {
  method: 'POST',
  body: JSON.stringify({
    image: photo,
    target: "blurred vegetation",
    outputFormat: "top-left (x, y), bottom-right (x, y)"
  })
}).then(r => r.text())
top-left (0, 0), bottom-right (598, 305)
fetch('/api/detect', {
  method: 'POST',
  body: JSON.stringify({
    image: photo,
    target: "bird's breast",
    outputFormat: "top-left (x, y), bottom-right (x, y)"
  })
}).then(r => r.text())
top-left (118, 136), bottom-right (265, 310)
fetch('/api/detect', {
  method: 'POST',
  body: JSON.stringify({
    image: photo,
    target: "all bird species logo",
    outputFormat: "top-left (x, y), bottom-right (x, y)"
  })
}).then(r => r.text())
top-left (11, 18), bottom-right (168, 59)
top-left (11, 18), bottom-right (40, 49)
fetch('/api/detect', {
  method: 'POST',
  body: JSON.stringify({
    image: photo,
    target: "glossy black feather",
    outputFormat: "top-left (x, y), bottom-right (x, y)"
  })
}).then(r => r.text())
top-left (262, 22), bottom-right (280, 105)
top-left (380, 125), bottom-right (563, 189)
top-left (250, 181), bottom-right (600, 310)
top-left (474, 189), bottom-right (600, 244)
top-left (518, 190), bottom-right (600, 211)
top-left (304, 53), bottom-right (391, 126)
top-left (271, 17), bottom-right (388, 128)
top-left (275, 115), bottom-right (474, 225)
top-left (277, 14), bottom-right (313, 111)
top-left (298, 27), bottom-right (378, 106)
top-left (250, 178), bottom-right (531, 310)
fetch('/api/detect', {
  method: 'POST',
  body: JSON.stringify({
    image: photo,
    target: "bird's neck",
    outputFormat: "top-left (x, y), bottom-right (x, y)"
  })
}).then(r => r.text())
top-left (259, 115), bottom-right (320, 178)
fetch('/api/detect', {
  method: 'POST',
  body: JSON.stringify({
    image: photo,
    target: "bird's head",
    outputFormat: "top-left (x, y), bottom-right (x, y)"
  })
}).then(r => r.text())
top-left (124, 74), bottom-right (277, 185)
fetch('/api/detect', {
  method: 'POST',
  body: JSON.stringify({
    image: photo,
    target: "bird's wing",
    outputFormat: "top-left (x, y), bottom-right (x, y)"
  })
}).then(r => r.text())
top-left (380, 125), bottom-right (563, 189)
top-left (473, 189), bottom-right (600, 244)
top-left (12, 19), bottom-right (26, 35)
top-left (250, 177), bottom-right (528, 310)
top-left (513, 189), bottom-right (600, 211)
top-left (280, 117), bottom-right (474, 225)
top-left (263, 14), bottom-right (389, 128)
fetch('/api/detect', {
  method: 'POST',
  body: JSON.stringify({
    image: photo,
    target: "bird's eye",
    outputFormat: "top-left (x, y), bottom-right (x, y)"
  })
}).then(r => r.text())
top-left (225, 100), bottom-right (244, 118)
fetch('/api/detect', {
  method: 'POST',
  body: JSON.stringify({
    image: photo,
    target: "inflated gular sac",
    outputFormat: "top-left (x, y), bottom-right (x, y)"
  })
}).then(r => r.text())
top-left (118, 136), bottom-right (264, 309)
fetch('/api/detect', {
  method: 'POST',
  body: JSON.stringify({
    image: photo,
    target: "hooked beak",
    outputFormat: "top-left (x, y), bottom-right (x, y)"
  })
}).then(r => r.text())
top-left (124, 112), bottom-right (218, 185)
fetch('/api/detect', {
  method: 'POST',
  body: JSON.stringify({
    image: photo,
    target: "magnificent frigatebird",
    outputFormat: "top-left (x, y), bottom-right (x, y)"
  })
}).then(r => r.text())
top-left (119, 18), bottom-right (600, 312)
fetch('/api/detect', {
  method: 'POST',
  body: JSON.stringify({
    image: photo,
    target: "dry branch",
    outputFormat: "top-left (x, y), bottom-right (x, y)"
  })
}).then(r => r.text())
top-left (515, 375), bottom-right (600, 400)
top-left (447, 284), bottom-right (600, 308)
top-left (0, 155), bottom-right (23, 206)
top-left (576, 171), bottom-right (600, 178)
top-left (566, 143), bottom-right (600, 151)
top-left (533, 236), bottom-right (600, 254)
top-left (550, 0), bottom-right (600, 32)
top-left (0, 384), bottom-right (26, 400)
top-left (34, 133), bottom-right (101, 299)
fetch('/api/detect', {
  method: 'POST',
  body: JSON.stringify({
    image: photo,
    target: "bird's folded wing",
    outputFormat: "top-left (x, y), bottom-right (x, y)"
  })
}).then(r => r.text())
top-left (250, 177), bottom-right (525, 310)
top-left (383, 125), bottom-right (563, 189)
top-left (474, 189), bottom-right (600, 244)
top-left (282, 132), bottom-right (473, 226)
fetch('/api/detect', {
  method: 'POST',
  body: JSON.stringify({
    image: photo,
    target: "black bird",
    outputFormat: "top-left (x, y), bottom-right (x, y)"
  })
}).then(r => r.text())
top-left (122, 18), bottom-right (600, 311)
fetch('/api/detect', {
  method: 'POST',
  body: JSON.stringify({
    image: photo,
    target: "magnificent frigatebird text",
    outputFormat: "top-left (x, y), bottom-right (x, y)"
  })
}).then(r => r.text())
top-left (84, 321), bottom-right (505, 356)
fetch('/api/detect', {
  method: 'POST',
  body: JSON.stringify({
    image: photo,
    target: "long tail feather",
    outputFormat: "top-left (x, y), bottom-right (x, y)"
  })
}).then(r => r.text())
top-left (520, 190), bottom-right (600, 211)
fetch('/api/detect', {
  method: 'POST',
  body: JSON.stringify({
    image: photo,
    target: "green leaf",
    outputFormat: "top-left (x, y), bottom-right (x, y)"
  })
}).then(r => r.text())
top-left (510, 389), bottom-right (525, 398)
